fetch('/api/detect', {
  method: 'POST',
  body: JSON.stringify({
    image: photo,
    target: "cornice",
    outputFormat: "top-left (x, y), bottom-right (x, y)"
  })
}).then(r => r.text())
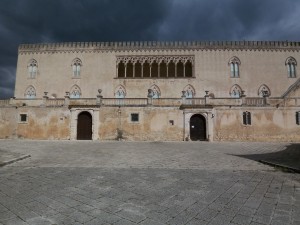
top-left (18, 41), bottom-right (300, 55)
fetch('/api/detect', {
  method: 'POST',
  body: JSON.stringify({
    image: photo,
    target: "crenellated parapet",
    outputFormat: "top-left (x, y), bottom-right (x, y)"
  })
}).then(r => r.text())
top-left (18, 41), bottom-right (300, 54)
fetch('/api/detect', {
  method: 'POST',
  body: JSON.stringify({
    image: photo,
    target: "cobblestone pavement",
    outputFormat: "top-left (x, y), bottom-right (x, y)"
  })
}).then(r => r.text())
top-left (0, 140), bottom-right (299, 225)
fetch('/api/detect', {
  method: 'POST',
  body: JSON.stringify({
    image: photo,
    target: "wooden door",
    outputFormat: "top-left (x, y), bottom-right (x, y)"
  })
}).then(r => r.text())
top-left (77, 112), bottom-right (92, 140)
top-left (190, 114), bottom-right (206, 141)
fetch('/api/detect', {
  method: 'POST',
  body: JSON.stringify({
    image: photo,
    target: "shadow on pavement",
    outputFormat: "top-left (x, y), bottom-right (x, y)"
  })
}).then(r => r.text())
top-left (231, 143), bottom-right (300, 173)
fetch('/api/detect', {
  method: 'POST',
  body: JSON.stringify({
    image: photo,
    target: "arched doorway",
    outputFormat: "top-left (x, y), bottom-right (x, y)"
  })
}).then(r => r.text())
top-left (190, 114), bottom-right (206, 141)
top-left (77, 111), bottom-right (92, 140)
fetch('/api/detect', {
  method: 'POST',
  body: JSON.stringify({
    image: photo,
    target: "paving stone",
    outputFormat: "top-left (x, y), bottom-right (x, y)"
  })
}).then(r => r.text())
top-left (0, 141), bottom-right (299, 225)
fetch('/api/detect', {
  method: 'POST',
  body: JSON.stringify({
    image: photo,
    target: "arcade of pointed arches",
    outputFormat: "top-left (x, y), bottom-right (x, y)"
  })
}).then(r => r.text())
top-left (116, 55), bottom-right (194, 78)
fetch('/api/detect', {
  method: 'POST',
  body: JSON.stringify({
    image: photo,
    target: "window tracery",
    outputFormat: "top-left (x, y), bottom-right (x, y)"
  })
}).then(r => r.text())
top-left (230, 84), bottom-right (242, 98)
top-left (148, 85), bottom-right (161, 98)
top-left (228, 57), bottom-right (241, 78)
top-left (116, 55), bottom-right (194, 78)
top-left (115, 85), bottom-right (126, 98)
top-left (72, 58), bottom-right (82, 77)
top-left (183, 85), bottom-right (195, 98)
top-left (70, 85), bottom-right (81, 98)
top-left (258, 84), bottom-right (271, 97)
top-left (25, 86), bottom-right (36, 98)
top-left (28, 59), bottom-right (38, 78)
top-left (286, 57), bottom-right (297, 78)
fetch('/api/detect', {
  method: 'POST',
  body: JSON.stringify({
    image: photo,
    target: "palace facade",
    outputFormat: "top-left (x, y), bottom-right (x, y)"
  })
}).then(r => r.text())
top-left (0, 41), bottom-right (299, 141)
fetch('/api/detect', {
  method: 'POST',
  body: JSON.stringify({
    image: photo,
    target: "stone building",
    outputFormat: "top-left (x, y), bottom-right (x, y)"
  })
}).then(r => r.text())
top-left (0, 41), bottom-right (299, 141)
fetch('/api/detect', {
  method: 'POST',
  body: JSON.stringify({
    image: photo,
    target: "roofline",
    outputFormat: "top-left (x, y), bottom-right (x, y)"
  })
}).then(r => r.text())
top-left (18, 40), bottom-right (300, 53)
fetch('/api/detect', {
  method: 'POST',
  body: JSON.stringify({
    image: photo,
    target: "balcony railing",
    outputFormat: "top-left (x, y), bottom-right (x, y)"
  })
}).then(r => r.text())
top-left (152, 98), bottom-right (182, 106)
top-left (182, 98), bottom-right (206, 105)
top-left (69, 98), bottom-right (96, 105)
top-left (0, 99), bottom-right (10, 106)
top-left (46, 98), bottom-right (65, 106)
top-left (245, 97), bottom-right (265, 106)
top-left (2, 96), bottom-right (299, 107)
top-left (102, 98), bottom-right (148, 106)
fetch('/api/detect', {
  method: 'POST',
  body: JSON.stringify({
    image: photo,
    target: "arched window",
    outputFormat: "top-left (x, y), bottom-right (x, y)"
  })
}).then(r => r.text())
top-left (177, 61), bottom-right (184, 77)
top-left (258, 84), bottom-right (271, 97)
top-left (185, 60), bottom-right (193, 78)
top-left (25, 86), bottom-right (36, 99)
top-left (160, 60), bottom-right (167, 78)
top-left (28, 59), bottom-right (38, 78)
top-left (135, 61), bottom-right (142, 78)
top-left (72, 58), bottom-right (82, 78)
top-left (70, 85), bottom-right (81, 98)
top-left (115, 85), bottom-right (126, 98)
top-left (168, 60), bottom-right (175, 77)
top-left (230, 84), bottom-right (242, 98)
top-left (183, 85), bottom-right (195, 98)
top-left (118, 61), bottom-right (125, 78)
top-left (286, 57), bottom-right (297, 78)
top-left (149, 85), bottom-right (161, 99)
top-left (151, 61), bottom-right (159, 78)
top-left (229, 57), bottom-right (241, 78)
top-left (126, 61), bottom-right (133, 78)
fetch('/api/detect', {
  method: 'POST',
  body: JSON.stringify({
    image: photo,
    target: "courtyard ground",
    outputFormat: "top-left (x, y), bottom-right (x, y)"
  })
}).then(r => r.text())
top-left (0, 140), bottom-right (299, 225)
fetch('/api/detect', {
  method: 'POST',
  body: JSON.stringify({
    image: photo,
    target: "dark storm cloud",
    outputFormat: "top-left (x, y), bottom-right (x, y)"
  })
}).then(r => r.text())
top-left (0, 0), bottom-right (299, 98)
top-left (158, 0), bottom-right (300, 40)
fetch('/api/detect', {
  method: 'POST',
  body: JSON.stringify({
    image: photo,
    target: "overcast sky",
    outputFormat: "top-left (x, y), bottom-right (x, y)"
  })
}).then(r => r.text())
top-left (1, 0), bottom-right (300, 98)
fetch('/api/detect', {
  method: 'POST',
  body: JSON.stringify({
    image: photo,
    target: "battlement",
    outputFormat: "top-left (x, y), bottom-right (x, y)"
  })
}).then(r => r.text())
top-left (18, 40), bottom-right (300, 53)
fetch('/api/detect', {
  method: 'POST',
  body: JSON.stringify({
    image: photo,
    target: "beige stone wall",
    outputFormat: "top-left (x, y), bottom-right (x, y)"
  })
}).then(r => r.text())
top-left (214, 107), bottom-right (300, 142)
top-left (98, 107), bottom-right (183, 141)
top-left (0, 105), bottom-right (299, 142)
top-left (0, 107), bottom-right (18, 139)
top-left (15, 42), bottom-right (300, 99)
top-left (16, 107), bottom-right (70, 140)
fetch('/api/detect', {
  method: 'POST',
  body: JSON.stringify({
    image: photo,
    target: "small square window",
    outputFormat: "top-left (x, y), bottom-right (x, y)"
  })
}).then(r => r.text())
top-left (131, 113), bottom-right (139, 122)
top-left (19, 114), bottom-right (28, 123)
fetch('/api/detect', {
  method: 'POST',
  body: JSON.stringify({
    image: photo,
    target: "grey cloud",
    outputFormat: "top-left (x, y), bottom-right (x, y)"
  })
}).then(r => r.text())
top-left (0, 0), bottom-right (299, 98)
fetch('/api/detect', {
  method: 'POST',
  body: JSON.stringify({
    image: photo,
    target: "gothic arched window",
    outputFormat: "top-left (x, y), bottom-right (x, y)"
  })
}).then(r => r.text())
top-left (115, 85), bottom-right (126, 98)
top-left (230, 84), bottom-right (242, 98)
top-left (25, 86), bottom-right (36, 99)
top-left (258, 84), bottom-right (271, 97)
top-left (70, 85), bottom-right (81, 98)
top-left (28, 59), bottom-right (38, 79)
top-left (183, 85), bottom-right (195, 98)
top-left (148, 85), bottom-right (161, 99)
top-left (229, 57), bottom-right (241, 78)
top-left (72, 58), bottom-right (82, 78)
top-left (286, 57), bottom-right (297, 78)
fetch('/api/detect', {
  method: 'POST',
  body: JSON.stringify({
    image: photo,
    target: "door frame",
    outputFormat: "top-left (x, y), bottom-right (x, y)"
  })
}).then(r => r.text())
top-left (70, 108), bottom-right (99, 140)
top-left (77, 111), bottom-right (93, 140)
top-left (183, 109), bottom-right (214, 142)
top-left (189, 114), bottom-right (207, 141)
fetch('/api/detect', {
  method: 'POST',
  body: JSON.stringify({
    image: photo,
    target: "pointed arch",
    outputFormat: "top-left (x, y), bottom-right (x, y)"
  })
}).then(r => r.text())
top-left (258, 84), bottom-right (271, 97)
top-left (70, 85), bottom-right (81, 98)
top-left (285, 57), bottom-right (297, 78)
top-left (228, 56), bottom-right (241, 78)
top-left (183, 84), bottom-right (196, 98)
top-left (25, 85), bottom-right (36, 99)
top-left (229, 84), bottom-right (242, 98)
top-left (71, 58), bottom-right (82, 77)
top-left (28, 59), bottom-right (38, 78)
top-left (149, 84), bottom-right (161, 99)
top-left (115, 85), bottom-right (126, 98)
